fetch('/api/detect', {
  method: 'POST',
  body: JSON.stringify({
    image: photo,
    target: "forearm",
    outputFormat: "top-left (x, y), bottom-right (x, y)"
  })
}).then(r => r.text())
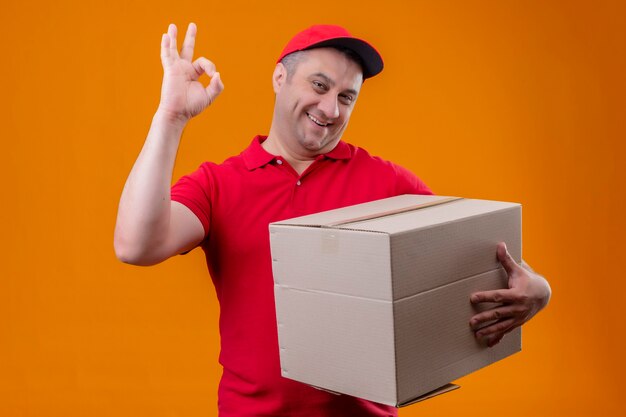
top-left (114, 110), bottom-right (187, 262)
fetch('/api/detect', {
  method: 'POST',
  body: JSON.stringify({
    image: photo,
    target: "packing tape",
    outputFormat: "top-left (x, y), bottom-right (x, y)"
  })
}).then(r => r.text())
top-left (327, 196), bottom-right (463, 227)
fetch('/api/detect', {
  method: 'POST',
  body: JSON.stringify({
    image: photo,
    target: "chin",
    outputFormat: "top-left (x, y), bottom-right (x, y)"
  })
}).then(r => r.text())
top-left (298, 137), bottom-right (325, 152)
top-left (302, 141), bottom-right (324, 151)
top-left (301, 134), bottom-right (340, 153)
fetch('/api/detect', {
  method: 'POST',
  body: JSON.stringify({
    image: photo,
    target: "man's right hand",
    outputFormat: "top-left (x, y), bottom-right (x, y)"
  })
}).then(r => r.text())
top-left (158, 23), bottom-right (224, 123)
top-left (114, 23), bottom-right (219, 265)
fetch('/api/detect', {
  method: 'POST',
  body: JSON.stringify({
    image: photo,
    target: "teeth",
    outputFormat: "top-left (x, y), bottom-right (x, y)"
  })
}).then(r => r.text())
top-left (307, 113), bottom-right (328, 126)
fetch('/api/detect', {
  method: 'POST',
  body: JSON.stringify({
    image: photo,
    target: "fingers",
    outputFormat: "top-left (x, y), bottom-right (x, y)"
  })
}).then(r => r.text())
top-left (485, 333), bottom-right (504, 347)
top-left (180, 22), bottom-right (197, 61)
top-left (476, 318), bottom-right (515, 337)
top-left (161, 33), bottom-right (170, 61)
top-left (192, 57), bottom-right (224, 104)
top-left (467, 243), bottom-right (533, 349)
top-left (159, 23), bottom-right (224, 110)
top-left (470, 287), bottom-right (517, 304)
top-left (475, 317), bottom-right (516, 347)
top-left (193, 57), bottom-right (217, 77)
top-left (469, 304), bottom-right (525, 330)
top-left (471, 315), bottom-right (516, 347)
top-left (167, 24), bottom-right (180, 59)
top-left (469, 300), bottom-right (528, 347)
top-left (161, 24), bottom-right (180, 66)
top-left (470, 243), bottom-right (524, 304)
top-left (206, 72), bottom-right (225, 104)
top-left (497, 242), bottom-right (521, 275)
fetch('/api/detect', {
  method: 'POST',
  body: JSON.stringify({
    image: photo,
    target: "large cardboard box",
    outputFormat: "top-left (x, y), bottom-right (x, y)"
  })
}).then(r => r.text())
top-left (269, 194), bottom-right (522, 407)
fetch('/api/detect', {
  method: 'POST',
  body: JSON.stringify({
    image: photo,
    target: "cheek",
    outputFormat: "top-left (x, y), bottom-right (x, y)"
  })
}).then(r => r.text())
top-left (339, 108), bottom-right (353, 123)
top-left (290, 98), bottom-right (300, 115)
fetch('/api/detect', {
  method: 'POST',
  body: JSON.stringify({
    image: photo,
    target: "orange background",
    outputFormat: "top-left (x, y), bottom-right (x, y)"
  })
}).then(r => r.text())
top-left (2, 0), bottom-right (624, 416)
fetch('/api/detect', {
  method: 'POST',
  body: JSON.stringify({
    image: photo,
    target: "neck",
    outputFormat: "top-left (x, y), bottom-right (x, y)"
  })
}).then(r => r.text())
top-left (263, 129), bottom-right (323, 175)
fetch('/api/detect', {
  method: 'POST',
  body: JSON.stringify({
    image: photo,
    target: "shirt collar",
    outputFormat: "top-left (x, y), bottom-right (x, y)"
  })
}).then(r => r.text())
top-left (323, 140), bottom-right (353, 160)
top-left (242, 135), bottom-right (354, 171)
top-left (242, 136), bottom-right (275, 170)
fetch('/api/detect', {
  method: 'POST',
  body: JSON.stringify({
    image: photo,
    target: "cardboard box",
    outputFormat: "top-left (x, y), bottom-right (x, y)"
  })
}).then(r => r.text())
top-left (269, 194), bottom-right (522, 407)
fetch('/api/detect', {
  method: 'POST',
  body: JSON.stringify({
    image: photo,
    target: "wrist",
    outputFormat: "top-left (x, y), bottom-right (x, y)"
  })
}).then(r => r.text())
top-left (154, 107), bottom-right (190, 129)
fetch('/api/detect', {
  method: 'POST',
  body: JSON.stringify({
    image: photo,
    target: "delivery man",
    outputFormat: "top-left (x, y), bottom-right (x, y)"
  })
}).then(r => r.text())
top-left (114, 23), bottom-right (551, 417)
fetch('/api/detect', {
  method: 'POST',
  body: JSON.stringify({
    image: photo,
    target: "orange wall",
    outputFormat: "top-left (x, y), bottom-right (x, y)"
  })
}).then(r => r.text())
top-left (2, 1), bottom-right (624, 416)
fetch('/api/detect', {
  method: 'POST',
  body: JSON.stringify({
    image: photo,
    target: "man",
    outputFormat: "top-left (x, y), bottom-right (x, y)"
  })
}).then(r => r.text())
top-left (114, 23), bottom-right (551, 417)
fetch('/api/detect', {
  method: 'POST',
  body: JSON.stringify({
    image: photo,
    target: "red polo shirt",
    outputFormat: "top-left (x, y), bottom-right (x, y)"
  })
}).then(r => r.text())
top-left (171, 136), bottom-right (432, 417)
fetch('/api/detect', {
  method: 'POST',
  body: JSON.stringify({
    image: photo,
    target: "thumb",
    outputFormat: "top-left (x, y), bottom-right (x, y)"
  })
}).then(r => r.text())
top-left (497, 242), bottom-right (521, 275)
top-left (206, 72), bottom-right (224, 104)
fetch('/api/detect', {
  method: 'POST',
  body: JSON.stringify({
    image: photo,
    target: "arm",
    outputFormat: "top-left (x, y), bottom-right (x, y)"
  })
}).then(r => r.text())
top-left (469, 242), bottom-right (552, 347)
top-left (114, 23), bottom-right (224, 266)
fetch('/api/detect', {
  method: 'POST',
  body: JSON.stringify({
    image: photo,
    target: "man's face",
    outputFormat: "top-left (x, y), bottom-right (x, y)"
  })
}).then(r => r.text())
top-left (272, 48), bottom-right (364, 155)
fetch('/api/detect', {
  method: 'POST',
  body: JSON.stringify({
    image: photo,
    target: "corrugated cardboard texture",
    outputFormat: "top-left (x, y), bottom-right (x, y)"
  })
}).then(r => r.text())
top-left (393, 268), bottom-right (521, 404)
top-left (275, 285), bottom-right (397, 405)
top-left (387, 200), bottom-right (521, 299)
top-left (270, 195), bottom-right (522, 406)
top-left (271, 228), bottom-right (393, 300)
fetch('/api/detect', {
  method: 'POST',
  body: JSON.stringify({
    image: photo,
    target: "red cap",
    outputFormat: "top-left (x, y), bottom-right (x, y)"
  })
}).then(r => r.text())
top-left (276, 25), bottom-right (384, 79)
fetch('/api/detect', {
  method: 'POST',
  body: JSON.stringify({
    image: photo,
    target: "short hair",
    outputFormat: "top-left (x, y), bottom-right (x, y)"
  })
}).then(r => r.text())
top-left (280, 46), bottom-right (365, 81)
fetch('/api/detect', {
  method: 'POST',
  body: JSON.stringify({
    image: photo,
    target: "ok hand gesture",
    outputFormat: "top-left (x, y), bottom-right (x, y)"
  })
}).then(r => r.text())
top-left (158, 23), bottom-right (224, 123)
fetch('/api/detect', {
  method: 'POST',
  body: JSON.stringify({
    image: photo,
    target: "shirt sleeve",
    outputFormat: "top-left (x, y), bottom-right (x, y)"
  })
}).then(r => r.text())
top-left (170, 163), bottom-right (215, 237)
top-left (392, 163), bottom-right (434, 196)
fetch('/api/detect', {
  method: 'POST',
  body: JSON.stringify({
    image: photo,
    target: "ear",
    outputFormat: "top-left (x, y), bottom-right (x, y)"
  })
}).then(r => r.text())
top-left (272, 63), bottom-right (286, 93)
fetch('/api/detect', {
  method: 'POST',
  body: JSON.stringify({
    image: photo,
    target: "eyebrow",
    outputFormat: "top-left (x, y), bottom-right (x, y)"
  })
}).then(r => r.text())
top-left (310, 72), bottom-right (359, 96)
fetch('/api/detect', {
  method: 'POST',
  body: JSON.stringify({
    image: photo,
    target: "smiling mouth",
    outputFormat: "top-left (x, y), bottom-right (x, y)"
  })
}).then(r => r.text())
top-left (307, 113), bottom-right (331, 127)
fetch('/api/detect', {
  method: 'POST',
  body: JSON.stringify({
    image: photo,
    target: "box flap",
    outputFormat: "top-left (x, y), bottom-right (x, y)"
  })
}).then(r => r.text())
top-left (309, 382), bottom-right (460, 407)
top-left (271, 195), bottom-right (459, 229)
top-left (270, 227), bottom-right (393, 299)
top-left (388, 202), bottom-right (521, 298)
top-left (397, 383), bottom-right (460, 407)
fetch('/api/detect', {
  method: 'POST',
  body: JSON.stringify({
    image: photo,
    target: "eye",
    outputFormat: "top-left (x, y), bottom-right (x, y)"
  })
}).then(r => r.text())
top-left (339, 94), bottom-right (354, 105)
top-left (312, 80), bottom-right (328, 91)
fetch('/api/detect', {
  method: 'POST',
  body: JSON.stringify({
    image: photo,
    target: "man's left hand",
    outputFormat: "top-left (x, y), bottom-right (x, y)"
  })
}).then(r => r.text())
top-left (469, 242), bottom-right (552, 347)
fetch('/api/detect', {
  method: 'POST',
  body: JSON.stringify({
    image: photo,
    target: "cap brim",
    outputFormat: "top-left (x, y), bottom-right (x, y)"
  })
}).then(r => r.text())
top-left (304, 37), bottom-right (384, 79)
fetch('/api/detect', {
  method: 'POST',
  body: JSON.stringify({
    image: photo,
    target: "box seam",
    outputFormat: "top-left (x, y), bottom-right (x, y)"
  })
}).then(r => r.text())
top-left (394, 266), bottom-right (508, 303)
top-left (273, 284), bottom-right (393, 303)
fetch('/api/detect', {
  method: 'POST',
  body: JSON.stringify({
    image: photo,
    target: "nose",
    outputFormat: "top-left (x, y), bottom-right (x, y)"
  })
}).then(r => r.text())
top-left (318, 94), bottom-right (340, 120)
